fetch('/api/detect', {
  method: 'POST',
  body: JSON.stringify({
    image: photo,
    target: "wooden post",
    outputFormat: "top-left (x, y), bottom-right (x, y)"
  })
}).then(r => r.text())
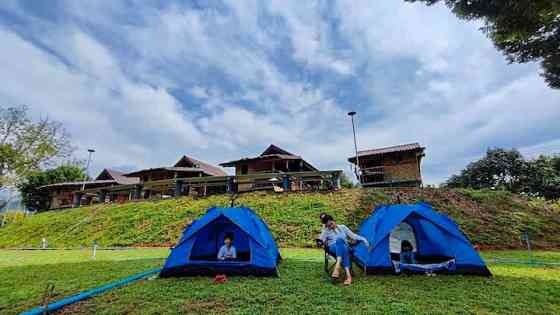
top-left (134, 185), bottom-right (143, 200)
top-left (334, 172), bottom-right (341, 190)
top-left (227, 176), bottom-right (236, 193)
top-left (282, 174), bottom-right (291, 192)
top-left (175, 180), bottom-right (183, 197)
top-left (98, 190), bottom-right (107, 203)
top-left (72, 192), bottom-right (83, 208)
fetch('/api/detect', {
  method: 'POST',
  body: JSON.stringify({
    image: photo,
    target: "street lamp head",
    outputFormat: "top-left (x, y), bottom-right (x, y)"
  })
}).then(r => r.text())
top-left (88, 149), bottom-right (95, 153)
top-left (347, 111), bottom-right (356, 117)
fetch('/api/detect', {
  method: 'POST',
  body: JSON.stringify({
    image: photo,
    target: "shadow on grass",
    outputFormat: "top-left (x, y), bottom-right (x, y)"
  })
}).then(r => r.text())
top-left (53, 258), bottom-right (560, 315)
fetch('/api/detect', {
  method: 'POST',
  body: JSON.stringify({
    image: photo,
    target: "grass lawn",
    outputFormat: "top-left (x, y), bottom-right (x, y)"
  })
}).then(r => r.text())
top-left (1, 249), bottom-right (559, 315)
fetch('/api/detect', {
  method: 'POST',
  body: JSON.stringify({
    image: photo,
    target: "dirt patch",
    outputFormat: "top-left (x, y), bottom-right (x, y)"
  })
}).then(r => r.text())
top-left (182, 298), bottom-right (228, 313)
top-left (55, 300), bottom-right (90, 314)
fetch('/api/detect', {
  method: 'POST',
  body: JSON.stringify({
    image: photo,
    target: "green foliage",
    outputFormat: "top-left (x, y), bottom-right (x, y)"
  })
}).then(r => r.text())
top-left (339, 172), bottom-right (355, 189)
top-left (1, 249), bottom-right (559, 314)
top-left (446, 148), bottom-right (526, 191)
top-left (446, 148), bottom-right (560, 199)
top-left (521, 155), bottom-right (560, 199)
top-left (406, 0), bottom-right (560, 89)
top-left (1, 189), bottom-right (559, 250)
top-left (0, 106), bottom-right (73, 189)
top-left (17, 164), bottom-right (86, 211)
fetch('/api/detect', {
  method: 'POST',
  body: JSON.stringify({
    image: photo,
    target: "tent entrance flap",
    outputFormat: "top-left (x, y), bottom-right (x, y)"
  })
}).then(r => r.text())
top-left (390, 221), bottom-right (417, 253)
top-left (189, 216), bottom-right (251, 262)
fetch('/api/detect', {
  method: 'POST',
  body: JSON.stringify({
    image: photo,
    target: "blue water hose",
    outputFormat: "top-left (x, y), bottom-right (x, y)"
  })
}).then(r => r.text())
top-left (21, 267), bottom-right (162, 315)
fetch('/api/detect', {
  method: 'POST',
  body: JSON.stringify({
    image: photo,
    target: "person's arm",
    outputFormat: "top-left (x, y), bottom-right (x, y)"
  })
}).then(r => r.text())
top-left (341, 225), bottom-right (369, 247)
top-left (319, 228), bottom-right (328, 243)
top-left (217, 246), bottom-right (226, 260)
top-left (231, 246), bottom-right (237, 259)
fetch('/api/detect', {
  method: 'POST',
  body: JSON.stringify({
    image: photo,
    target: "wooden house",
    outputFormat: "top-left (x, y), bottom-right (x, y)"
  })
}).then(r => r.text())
top-left (220, 144), bottom-right (320, 191)
top-left (122, 155), bottom-right (227, 197)
top-left (220, 144), bottom-right (317, 175)
top-left (348, 143), bottom-right (425, 187)
top-left (37, 169), bottom-right (139, 210)
top-left (124, 155), bottom-right (226, 182)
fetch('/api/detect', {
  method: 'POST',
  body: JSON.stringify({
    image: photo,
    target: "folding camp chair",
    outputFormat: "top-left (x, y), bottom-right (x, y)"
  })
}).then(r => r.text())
top-left (315, 238), bottom-right (363, 279)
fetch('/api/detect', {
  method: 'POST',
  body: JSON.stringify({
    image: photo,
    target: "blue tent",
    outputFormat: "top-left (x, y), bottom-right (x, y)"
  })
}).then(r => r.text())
top-left (352, 203), bottom-right (491, 276)
top-left (160, 207), bottom-right (281, 277)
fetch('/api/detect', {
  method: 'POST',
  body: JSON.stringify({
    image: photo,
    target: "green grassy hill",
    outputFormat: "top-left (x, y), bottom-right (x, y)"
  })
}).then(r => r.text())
top-left (0, 188), bottom-right (559, 249)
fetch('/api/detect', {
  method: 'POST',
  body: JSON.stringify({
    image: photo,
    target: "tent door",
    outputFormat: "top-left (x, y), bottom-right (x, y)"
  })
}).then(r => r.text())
top-left (390, 221), bottom-right (417, 254)
top-left (189, 216), bottom-right (252, 262)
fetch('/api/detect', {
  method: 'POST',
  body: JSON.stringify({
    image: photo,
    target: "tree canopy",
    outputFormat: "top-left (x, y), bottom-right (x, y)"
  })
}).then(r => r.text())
top-left (17, 164), bottom-right (86, 211)
top-left (446, 148), bottom-right (560, 199)
top-left (406, 0), bottom-right (560, 89)
top-left (0, 106), bottom-right (73, 188)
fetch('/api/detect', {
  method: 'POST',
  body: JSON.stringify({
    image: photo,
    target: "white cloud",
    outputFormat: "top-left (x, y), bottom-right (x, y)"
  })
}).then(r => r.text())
top-left (189, 86), bottom-right (209, 99)
top-left (1, 1), bottom-right (559, 185)
top-left (0, 27), bottom-right (204, 172)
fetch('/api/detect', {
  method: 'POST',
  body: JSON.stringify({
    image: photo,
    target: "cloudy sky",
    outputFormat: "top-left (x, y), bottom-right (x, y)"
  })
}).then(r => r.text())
top-left (1, 0), bottom-right (559, 185)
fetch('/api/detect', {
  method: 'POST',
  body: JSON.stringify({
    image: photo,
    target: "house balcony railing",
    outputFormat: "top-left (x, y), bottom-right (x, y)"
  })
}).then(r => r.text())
top-left (361, 166), bottom-right (385, 176)
top-left (72, 170), bottom-right (343, 208)
top-left (359, 165), bottom-right (421, 187)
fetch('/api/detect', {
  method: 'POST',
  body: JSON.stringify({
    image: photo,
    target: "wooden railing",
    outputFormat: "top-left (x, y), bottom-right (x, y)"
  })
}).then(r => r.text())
top-left (361, 166), bottom-right (385, 175)
top-left (76, 170), bottom-right (343, 207)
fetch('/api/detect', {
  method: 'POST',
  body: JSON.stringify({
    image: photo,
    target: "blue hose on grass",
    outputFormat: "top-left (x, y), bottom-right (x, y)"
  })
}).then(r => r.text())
top-left (21, 267), bottom-right (162, 315)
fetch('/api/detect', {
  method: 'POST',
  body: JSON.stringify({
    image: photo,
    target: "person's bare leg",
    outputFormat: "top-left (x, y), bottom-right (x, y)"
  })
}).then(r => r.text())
top-left (332, 257), bottom-right (341, 278)
top-left (343, 267), bottom-right (352, 285)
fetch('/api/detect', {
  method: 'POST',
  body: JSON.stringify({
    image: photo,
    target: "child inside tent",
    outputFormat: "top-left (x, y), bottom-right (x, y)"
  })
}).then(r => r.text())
top-left (217, 233), bottom-right (237, 261)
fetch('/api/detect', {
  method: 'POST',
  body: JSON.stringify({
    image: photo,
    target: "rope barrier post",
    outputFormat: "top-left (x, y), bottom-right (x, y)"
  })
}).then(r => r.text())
top-left (42, 238), bottom-right (47, 249)
top-left (41, 283), bottom-right (55, 315)
top-left (92, 241), bottom-right (97, 259)
top-left (522, 231), bottom-right (534, 265)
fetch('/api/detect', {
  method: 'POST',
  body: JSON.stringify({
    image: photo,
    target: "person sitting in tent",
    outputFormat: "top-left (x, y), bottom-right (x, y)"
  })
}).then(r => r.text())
top-left (400, 240), bottom-right (416, 264)
top-left (217, 233), bottom-right (237, 261)
top-left (319, 215), bottom-right (369, 285)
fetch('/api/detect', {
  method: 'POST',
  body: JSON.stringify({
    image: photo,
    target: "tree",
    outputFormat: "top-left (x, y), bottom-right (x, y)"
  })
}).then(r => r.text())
top-left (521, 155), bottom-right (560, 199)
top-left (0, 106), bottom-right (73, 188)
top-left (446, 148), bottom-right (560, 199)
top-left (340, 172), bottom-right (355, 189)
top-left (406, 0), bottom-right (560, 89)
top-left (445, 148), bottom-right (527, 191)
top-left (17, 164), bottom-right (86, 211)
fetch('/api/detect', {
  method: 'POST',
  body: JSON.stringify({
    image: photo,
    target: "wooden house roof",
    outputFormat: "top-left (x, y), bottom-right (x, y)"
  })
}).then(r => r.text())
top-left (37, 180), bottom-right (117, 190)
top-left (219, 144), bottom-right (318, 171)
top-left (174, 155), bottom-right (227, 176)
top-left (124, 155), bottom-right (227, 178)
top-left (348, 143), bottom-right (425, 163)
top-left (38, 168), bottom-right (139, 190)
top-left (96, 169), bottom-right (140, 185)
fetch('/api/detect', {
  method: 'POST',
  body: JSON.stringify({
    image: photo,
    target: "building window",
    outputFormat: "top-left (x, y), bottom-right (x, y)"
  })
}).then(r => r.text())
top-left (241, 164), bottom-right (248, 175)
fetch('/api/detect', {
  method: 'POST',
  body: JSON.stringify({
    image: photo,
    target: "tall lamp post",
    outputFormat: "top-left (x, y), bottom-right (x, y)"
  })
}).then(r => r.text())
top-left (81, 149), bottom-right (95, 191)
top-left (347, 111), bottom-right (361, 184)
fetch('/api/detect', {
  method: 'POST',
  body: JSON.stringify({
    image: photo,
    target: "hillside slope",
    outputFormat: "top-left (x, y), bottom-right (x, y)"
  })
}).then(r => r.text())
top-left (0, 188), bottom-right (559, 249)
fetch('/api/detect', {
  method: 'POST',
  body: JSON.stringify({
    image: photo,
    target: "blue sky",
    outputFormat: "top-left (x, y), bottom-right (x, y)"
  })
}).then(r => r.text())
top-left (1, 0), bottom-right (559, 184)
